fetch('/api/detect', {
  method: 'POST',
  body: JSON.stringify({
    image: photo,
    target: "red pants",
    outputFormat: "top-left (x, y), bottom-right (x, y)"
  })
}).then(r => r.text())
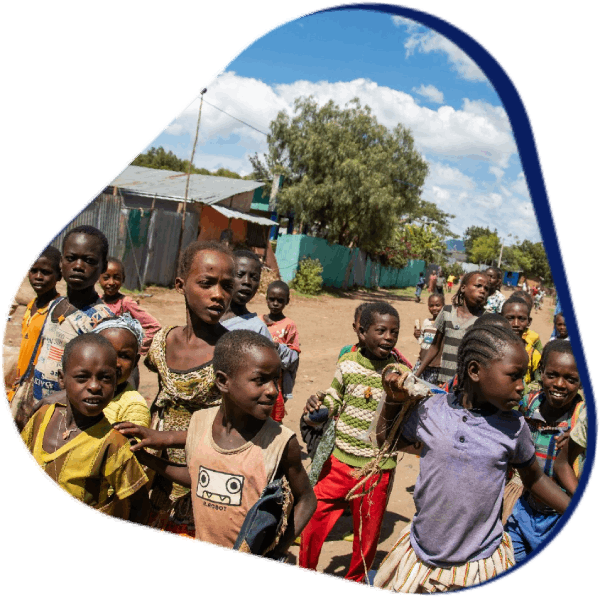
top-left (299, 455), bottom-right (392, 583)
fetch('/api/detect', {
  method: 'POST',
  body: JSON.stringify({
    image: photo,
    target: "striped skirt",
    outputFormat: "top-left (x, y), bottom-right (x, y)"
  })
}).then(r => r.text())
top-left (374, 524), bottom-right (515, 593)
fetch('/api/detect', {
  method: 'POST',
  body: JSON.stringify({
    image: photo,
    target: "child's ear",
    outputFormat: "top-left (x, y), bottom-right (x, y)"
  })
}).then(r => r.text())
top-left (134, 353), bottom-right (141, 368)
top-left (357, 325), bottom-right (367, 344)
top-left (58, 370), bottom-right (65, 390)
top-left (527, 316), bottom-right (532, 326)
top-left (174, 276), bottom-right (185, 295)
top-left (214, 370), bottom-right (230, 394)
top-left (467, 361), bottom-right (481, 383)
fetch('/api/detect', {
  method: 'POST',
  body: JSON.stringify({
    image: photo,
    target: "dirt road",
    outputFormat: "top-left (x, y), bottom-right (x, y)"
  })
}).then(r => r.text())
top-left (4, 279), bottom-right (556, 578)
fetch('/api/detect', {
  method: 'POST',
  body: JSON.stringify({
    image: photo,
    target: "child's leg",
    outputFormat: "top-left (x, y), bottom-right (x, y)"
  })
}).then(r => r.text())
top-left (299, 455), bottom-right (355, 570)
top-left (347, 470), bottom-right (392, 582)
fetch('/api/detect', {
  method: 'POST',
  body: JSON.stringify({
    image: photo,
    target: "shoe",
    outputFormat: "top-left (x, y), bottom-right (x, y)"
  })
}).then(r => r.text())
top-left (343, 531), bottom-right (354, 542)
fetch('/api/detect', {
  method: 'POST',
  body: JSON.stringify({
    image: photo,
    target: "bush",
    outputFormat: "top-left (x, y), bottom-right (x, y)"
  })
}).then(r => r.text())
top-left (291, 257), bottom-right (323, 295)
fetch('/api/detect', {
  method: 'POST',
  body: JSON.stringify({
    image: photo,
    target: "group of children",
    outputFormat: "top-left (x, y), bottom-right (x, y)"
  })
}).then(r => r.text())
top-left (7, 230), bottom-right (589, 592)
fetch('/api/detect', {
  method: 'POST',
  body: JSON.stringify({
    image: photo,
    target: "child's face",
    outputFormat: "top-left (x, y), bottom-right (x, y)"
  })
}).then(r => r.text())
top-left (175, 250), bottom-right (234, 325)
top-left (462, 275), bottom-right (489, 309)
top-left (555, 314), bottom-right (568, 338)
top-left (541, 351), bottom-right (580, 409)
top-left (59, 343), bottom-right (117, 417)
top-left (266, 287), bottom-right (289, 316)
top-left (28, 256), bottom-right (59, 297)
top-left (61, 233), bottom-right (105, 291)
top-left (428, 296), bottom-right (444, 319)
top-left (98, 328), bottom-right (139, 385)
top-left (469, 343), bottom-right (528, 411)
top-left (359, 313), bottom-right (399, 360)
top-left (232, 256), bottom-right (261, 306)
top-left (220, 346), bottom-right (281, 421)
top-left (99, 261), bottom-right (124, 297)
top-left (503, 303), bottom-right (531, 336)
top-left (485, 269), bottom-right (500, 291)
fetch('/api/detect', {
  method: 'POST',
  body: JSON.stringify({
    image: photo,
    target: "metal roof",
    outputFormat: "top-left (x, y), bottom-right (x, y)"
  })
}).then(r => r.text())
top-left (210, 204), bottom-right (275, 227)
top-left (109, 165), bottom-right (264, 205)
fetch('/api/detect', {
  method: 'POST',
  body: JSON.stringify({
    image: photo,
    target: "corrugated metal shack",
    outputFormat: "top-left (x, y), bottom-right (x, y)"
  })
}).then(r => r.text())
top-left (50, 166), bottom-right (273, 289)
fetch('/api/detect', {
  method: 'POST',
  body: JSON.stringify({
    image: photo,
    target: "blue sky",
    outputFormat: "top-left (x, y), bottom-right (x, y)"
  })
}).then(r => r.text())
top-left (148, 9), bottom-right (539, 243)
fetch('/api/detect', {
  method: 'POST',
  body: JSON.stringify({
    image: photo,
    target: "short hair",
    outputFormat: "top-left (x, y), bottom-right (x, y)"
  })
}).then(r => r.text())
top-left (453, 271), bottom-right (486, 307)
top-left (267, 280), bottom-right (290, 297)
top-left (177, 240), bottom-right (233, 279)
top-left (501, 295), bottom-right (531, 316)
top-left (554, 312), bottom-right (566, 323)
top-left (456, 323), bottom-right (523, 393)
top-left (107, 256), bottom-right (126, 280)
top-left (233, 249), bottom-right (262, 265)
top-left (359, 301), bottom-right (400, 331)
top-left (63, 225), bottom-right (109, 269)
top-left (511, 290), bottom-right (534, 309)
top-left (541, 339), bottom-right (574, 371)
top-left (38, 245), bottom-right (62, 279)
top-left (62, 333), bottom-right (117, 372)
top-left (472, 312), bottom-right (513, 331)
top-left (485, 266), bottom-right (502, 278)
top-left (428, 292), bottom-right (445, 304)
top-left (213, 329), bottom-right (278, 377)
top-left (353, 302), bottom-right (368, 322)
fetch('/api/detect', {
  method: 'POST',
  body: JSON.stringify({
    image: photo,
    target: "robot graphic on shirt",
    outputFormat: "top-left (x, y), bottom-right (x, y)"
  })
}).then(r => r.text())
top-left (196, 466), bottom-right (244, 506)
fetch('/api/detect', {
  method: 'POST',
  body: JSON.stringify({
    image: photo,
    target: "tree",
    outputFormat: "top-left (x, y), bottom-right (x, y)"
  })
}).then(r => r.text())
top-left (504, 240), bottom-right (553, 284)
top-left (405, 199), bottom-right (458, 240)
top-left (250, 96), bottom-right (429, 253)
top-left (463, 226), bottom-right (496, 262)
top-left (383, 223), bottom-right (447, 269)
top-left (470, 233), bottom-right (501, 265)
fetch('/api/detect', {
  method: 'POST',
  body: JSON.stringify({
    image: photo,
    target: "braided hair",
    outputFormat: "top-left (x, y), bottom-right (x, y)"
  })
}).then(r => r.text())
top-left (452, 271), bottom-right (486, 307)
top-left (455, 322), bottom-right (521, 394)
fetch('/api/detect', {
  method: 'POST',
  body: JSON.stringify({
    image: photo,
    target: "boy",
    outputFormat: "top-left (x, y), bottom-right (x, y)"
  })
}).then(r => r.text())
top-left (501, 296), bottom-right (541, 387)
top-left (413, 293), bottom-right (444, 385)
top-left (299, 301), bottom-right (407, 583)
top-left (415, 272), bottom-right (426, 303)
top-left (119, 331), bottom-right (316, 555)
top-left (260, 280), bottom-right (300, 419)
top-left (553, 313), bottom-right (569, 340)
top-left (512, 290), bottom-right (544, 353)
top-left (484, 266), bottom-right (505, 314)
top-left (7, 246), bottom-right (62, 403)
top-left (21, 334), bottom-right (149, 522)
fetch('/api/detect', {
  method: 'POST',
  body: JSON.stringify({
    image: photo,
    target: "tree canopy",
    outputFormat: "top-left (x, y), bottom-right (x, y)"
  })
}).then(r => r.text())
top-left (250, 96), bottom-right (429, 253)
top-left (463, 226), bottom-right (497, 262)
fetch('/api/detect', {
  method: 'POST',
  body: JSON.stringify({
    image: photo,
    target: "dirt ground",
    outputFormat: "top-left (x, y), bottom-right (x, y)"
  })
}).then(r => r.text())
top-left (4, 277), bottom-right (556, 579)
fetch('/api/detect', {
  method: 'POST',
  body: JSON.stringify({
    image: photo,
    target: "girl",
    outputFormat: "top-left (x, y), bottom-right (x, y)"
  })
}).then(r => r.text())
top-left (99, 257), bottom-right (161, 356)
top-left (484, 266), bottom-right (505, 314)
top-left (412, 293), bottom-right (444, 385)
top-left (14, 226), bottom-right (114, 429)
top-left (505, 340), bottom-right (584, 562)
top-left (28, 314), bottom-right (151, 428)
top-left (138, 240), bottom-right (235, 536)
top-left (415, 271), bottom-right (489, 386)
top-left (374, 323), bottom-right (570, 592)
top-left (118, 330), bottom-right (317, 556)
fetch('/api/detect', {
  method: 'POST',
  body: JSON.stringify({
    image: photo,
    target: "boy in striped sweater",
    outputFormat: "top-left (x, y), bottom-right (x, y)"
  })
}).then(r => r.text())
top-left (299, 302), bottom-right (408, 583)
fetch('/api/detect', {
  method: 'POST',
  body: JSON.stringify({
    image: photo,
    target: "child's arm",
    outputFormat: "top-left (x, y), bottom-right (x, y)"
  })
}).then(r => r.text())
top-left (114, 422), bottom-right (187, 452)
top-left (123, 296), bottom-right (161, 355)
top-left (519, 459), bottom-right (570, 514)
top-left (414, 330), bottom-right (443, 377)
top-left (271, 436), bottom-right (317, 556)
top-left (134, 449), bottom-right (192, 488)
top-left (554, 438), bottom-right (585, 495)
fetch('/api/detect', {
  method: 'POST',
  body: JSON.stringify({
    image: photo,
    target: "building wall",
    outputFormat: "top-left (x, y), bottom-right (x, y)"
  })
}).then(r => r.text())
top-left (218, 190), bottom-right (254, 212)
top-left (198, 205), bottom-right (247, 243)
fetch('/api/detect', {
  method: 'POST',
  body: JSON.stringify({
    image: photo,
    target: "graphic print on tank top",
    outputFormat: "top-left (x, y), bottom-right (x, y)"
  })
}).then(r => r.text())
top-left (196, 466), bottom-right (245, 507)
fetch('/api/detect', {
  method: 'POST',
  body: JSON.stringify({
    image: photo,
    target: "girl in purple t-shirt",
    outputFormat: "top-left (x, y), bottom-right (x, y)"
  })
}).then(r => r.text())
top-left (373, 323), bottom-right (570, 593)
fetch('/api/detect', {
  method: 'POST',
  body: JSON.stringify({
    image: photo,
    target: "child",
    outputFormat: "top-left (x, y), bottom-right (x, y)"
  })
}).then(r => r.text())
top-left (512, 289), bottom-right (544, 353)
top-left (260, 280), bottom-right (301, 421)
top-left (413, 293), bottom-right (444, 385)
top-left (484, 266), bottom-right (505, 314)
top-left (221, 250), bottom-right (299, 404)
top-left (99, 256), bottom-right (161, 355)
top-left (7, 246), bottom-right (62, 403)
top-left (120, 330), bottom-right (317, 555)
top-left (415, 272), bottom-right (426, 303)
top-left (136, 240), bottom-right (234, 536)
top-left (28, 314), bottom-right (151, 428)
top-left (374, 323), bottom-right (570, 592)
top-left (505, 340), bottom-right (583, 563)
top-left (14, 226), bottom-right (114, 428)
top-left (501, 296), bottom-right (541, 388)
top-left (20, 333), bottom-right (149, 522)
top-left (415, 271), bottom-right (489, 386)
top-left (553, 313), bottom-right (569, 340)
top-left (554, 403), bottom-right (587, 495)
top-left (299, 301), bottom-right (407, 583)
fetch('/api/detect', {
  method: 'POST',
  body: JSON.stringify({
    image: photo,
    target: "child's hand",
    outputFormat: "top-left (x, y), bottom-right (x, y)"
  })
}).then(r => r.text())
top-left (303, 394), bottom-right (323, 415)
top-left (413, 327), bottom-right (421, 340)
top-left (555, 430), bottom-right (571, 451)
top-left (383, 370), bottom-right (410, 403)
top-left (114, 422), bottom-right (170, 452)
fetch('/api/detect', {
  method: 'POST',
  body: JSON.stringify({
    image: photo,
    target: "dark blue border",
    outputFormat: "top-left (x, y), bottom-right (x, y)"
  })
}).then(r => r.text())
top-left (317, 2), bottom-right (596, 589)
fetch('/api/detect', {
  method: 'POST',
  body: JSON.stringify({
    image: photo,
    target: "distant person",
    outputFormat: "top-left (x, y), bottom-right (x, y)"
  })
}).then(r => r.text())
top-left (552, 313), bottom-right (569, 341)
top-left (428, 271), bottom-right (437, 293)
top-left (484, 266), bottom-right (505, 314)
top-left (413, 293), bottom-right (444, 385)
top-left (435, 271), bottom-right (446, 295)
top-left (415, 272), bottom-right (426, 303)
top-left (446, 274), bottom-right (455, 293)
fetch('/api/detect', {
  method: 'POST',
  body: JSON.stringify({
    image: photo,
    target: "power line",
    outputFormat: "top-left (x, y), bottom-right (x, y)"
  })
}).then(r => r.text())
top-left (203, 99), bottom-right (268, 137)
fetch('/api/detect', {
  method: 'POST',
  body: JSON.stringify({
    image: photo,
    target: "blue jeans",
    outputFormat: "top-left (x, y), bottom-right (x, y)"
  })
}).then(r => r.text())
top-left (505, 496), bottom-right (561, 563)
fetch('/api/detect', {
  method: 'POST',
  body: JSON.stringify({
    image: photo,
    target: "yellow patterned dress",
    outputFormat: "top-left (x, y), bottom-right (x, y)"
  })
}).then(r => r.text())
top-left (145, 326), bottom-right (221, 536)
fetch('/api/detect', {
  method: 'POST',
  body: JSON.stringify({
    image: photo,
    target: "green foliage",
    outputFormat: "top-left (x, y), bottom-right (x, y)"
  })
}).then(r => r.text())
top-left (290, 257), bottom-right (323, 295)
top-left (503, 240), bottom-right (552, 284)
top-left (132, 147), bottom-right (241, 178)
top-left (463, 226), bottom-right (496, 262)
top-left (382, 223), bottom-right (446, 268)
top-left (470, 233), bottom-right (501, 265)
top-left (441, 261), bottom-right (464, 280)
top-left (404, 199), bottom-right (458, 240)
top-left (250, 96), bottom-right (429, 253)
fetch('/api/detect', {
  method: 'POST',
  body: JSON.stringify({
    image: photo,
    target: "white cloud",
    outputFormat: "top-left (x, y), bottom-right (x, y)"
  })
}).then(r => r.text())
top-left (428, 162), bottom-right (476, 190)
top-left (511, 172), bottom-right (529, 198)
top-left (489, 165), bottom-right (504, 181)
top-left (413, 84), bottom-right (444, 104)
top-left (391, 16), bottom-right (419, 31)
